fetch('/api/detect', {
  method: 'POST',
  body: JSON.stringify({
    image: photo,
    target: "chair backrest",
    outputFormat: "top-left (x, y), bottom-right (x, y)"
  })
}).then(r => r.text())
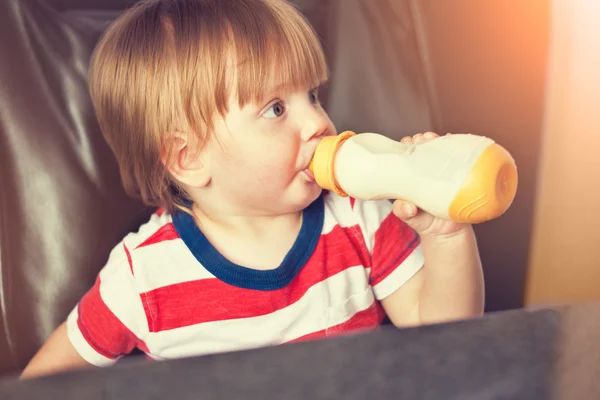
top-left (0, 0), bottom-right (153, 377)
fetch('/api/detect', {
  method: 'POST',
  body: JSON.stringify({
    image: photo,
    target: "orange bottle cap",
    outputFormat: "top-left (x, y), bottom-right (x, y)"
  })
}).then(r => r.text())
top-left (309, 131), bottom-right (356, 197)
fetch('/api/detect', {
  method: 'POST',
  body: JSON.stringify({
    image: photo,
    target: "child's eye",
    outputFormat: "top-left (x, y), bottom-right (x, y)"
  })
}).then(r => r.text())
top-left (263, 102), bottom-right (286, 119)
top-left (309, 88), bottom-right (320, 104)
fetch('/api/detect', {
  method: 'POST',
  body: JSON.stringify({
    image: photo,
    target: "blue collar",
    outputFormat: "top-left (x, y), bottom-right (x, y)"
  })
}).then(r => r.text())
top-left (172, 195), bottom-right (325, 290)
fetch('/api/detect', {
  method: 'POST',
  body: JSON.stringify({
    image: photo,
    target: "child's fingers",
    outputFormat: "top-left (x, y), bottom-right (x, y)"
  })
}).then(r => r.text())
top-left (392, 200), bottom-right (418, 219)
top-left (392, 200), bottom-right (437, 234)
top-left (400, 131), bottom-right (439, 144)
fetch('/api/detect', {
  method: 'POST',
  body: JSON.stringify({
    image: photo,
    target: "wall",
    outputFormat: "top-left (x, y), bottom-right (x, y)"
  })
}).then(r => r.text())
top-left (525, 0), bottom-right (600, 306)
top-left (414, 0), bottom-right (549, 311)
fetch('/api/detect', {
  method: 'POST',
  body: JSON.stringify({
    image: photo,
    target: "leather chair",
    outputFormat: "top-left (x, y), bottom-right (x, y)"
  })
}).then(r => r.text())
top-left (0, 0), bottom-right (545, 378)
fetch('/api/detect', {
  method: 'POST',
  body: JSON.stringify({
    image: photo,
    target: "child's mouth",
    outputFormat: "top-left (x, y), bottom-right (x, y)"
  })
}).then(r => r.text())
top-left (303, 168), bottom-right (316, 183)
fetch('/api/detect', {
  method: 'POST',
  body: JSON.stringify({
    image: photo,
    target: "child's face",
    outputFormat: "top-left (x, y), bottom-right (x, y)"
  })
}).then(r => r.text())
top-left (203, 80), bottom-right (336, 215)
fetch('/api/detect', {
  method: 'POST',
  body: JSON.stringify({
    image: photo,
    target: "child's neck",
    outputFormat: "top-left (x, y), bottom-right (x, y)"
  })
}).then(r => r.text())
top-left (192, 203), bottom-right (302, 236)
top-left (191, 203), bottom-right (303, 271)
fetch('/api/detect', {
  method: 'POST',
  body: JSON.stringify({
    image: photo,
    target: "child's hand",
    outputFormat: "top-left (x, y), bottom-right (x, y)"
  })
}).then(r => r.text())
top-left (392, 132), bottom-right (469, 238)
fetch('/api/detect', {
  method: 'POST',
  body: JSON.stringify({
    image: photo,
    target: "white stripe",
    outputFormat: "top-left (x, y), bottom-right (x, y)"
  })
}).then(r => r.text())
top-left (132, 239), bottom-right (215, 292)
top-left (144, 265), bottom-right (375, 359)
top-left (98, 246), bottom-right (149, 341)
top-left (66, 308), bottom-right (116, 367)
top-left (322, 193), bottom-right (359, 234)
top-left (372, 243), bottom-right (425, 300)
top-left (351, 198), bottom-right (394, 253)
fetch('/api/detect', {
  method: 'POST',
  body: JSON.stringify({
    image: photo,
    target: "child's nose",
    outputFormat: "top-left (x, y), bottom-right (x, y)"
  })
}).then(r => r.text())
top-left (300, 111), bottom-right (329, 142)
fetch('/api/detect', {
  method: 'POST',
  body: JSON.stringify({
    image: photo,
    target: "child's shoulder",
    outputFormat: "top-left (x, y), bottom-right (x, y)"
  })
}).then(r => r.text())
top-left (121, 208), bottom-right (177, 250)
top-left (108, 208), bottom-right (197, 284)
top-left (90, 209), bottom-right (181, 294)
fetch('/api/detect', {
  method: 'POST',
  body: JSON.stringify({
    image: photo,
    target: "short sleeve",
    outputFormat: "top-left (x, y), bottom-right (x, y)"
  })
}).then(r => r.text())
top-left (66, 241), bottom-right (148, 367)
top-left (352, 198), bottom-right (425, 300)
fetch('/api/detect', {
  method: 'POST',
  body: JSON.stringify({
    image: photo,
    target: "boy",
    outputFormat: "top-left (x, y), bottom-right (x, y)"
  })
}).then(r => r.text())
top-left (21, 0), bottom-right (483, 379)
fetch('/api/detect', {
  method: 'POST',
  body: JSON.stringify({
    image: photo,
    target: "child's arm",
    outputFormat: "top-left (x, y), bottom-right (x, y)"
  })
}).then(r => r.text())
top-left (374, 132), bottom-right (485, 327)
top-left (20, 322), bottom-right (92, 379)
top-left (380, 224), bottom-right (485, 327)
top-left (21, 237), bottom-right (146, 379)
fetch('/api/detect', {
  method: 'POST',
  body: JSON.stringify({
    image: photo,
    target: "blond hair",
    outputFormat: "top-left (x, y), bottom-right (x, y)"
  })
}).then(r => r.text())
top-left (88, 0), bottom-right (328, 213)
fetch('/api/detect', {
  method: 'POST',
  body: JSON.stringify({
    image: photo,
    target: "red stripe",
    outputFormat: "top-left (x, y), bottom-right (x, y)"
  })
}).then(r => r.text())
top-left (136, 222), bottom-right (179, 249)
top-left (141, 224), bottom-right (371, 332)
top-left (286, 301), bottom-right (385, 343)
top-left (156, 208), bottom-right (165, 216)
top-left (370, 213), bottom-right (420, 287)
top-left (123, 243), bottom-right (134, 275)
top-left (349, 197), bottom-right (356, 210)
top-left (77, 276), bottom-right (148, 359)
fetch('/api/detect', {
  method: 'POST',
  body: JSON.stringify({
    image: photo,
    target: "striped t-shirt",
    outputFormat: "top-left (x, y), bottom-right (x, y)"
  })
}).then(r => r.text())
top-left (66, 192), bottom-right (424, 366)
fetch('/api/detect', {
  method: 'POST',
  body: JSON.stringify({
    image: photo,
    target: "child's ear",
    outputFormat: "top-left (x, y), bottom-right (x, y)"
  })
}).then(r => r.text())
top-left (161, 132), bottom-right (211, 188)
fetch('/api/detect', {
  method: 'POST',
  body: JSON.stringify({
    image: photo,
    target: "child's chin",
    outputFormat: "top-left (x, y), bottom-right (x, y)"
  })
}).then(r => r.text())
top-left (281, 186), bottom-right (319, 210)
top-left (300, 186), bottom-right (323, 206)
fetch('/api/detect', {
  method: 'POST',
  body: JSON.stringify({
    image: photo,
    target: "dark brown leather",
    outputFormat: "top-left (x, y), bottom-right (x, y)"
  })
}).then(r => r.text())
top-left (0, 0), bottom-right (152, 376)
top-left (0, 0), bottom-right (547, 378)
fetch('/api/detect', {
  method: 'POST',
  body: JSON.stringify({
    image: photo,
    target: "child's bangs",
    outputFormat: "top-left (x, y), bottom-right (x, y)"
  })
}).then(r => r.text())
top-left (229, 1), bottom-right (329, 106)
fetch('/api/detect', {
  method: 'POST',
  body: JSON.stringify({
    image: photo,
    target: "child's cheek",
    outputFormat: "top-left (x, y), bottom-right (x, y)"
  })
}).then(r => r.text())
top-left (260, 155), bottom-right (296, 184)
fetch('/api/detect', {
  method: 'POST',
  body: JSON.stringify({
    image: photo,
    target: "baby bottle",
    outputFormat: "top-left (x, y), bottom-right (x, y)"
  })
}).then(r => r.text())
top-left (308, 131), bottom-right (518, 224)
